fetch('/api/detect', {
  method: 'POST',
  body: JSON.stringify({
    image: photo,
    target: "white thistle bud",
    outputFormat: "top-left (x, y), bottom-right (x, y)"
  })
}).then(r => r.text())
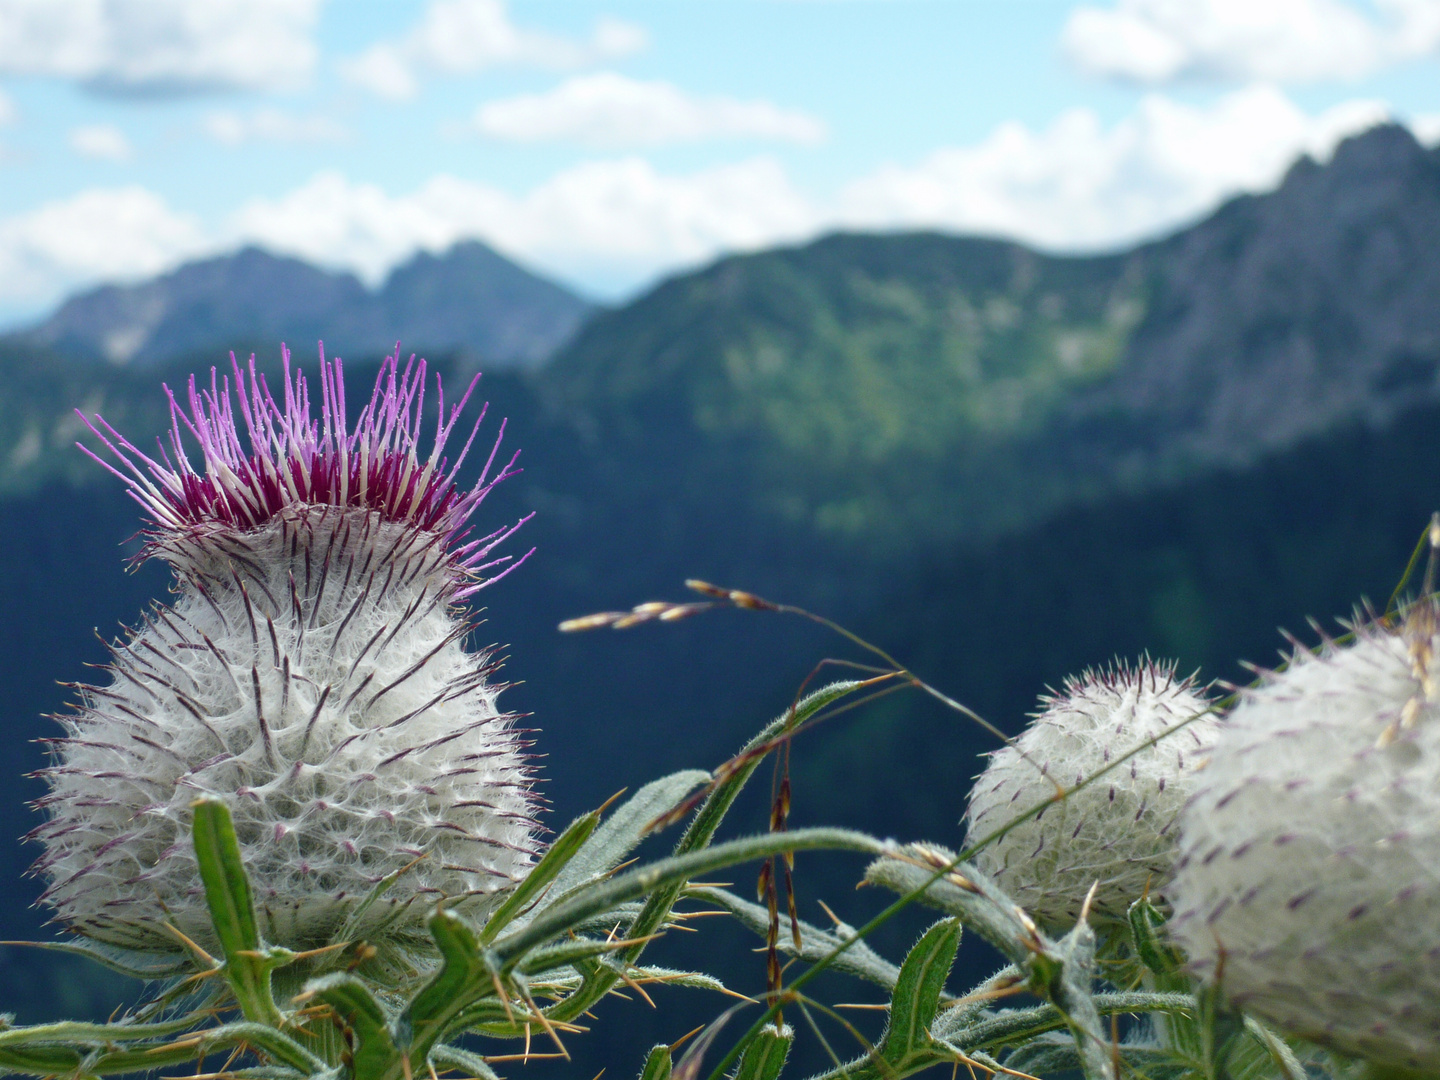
top-left (964, 659), bottom-right (1217, 928)
top-left (1168, 606), bottom-right (1440, 1071)
top-left (30, 347), bottom-right (540, 956)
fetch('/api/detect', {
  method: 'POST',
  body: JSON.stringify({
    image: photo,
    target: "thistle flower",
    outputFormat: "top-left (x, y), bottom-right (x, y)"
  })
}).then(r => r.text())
top-left (963, 659), bottom-right (1217, 929)
top-left (30, 345), bottom-right (540, 958)
top-left (1168, 605), bottom-right (1440, 1071)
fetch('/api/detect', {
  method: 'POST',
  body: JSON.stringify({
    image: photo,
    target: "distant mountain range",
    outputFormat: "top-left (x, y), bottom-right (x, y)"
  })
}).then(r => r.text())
top-left (4, 239), bottom-right (595, 369)
top-left (541, 123), bottom-right (1440, 556)
top-left (1, 124), bottom-right (1438, 1054)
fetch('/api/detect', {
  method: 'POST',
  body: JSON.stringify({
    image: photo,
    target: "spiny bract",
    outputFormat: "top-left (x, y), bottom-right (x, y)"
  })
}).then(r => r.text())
top-left (964, 659), bottom-right (1216, 928)
top-left (30, 346), bottom-right (541, 957)
top-left (1169, 604), bottom-right (1440, 1072)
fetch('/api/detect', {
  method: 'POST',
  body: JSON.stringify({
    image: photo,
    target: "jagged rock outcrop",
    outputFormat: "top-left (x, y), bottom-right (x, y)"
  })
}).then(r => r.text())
top-left (10, 241), bottom-right (593, 369)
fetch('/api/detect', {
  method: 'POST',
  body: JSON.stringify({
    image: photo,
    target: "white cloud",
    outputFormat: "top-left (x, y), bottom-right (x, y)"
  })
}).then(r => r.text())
top-left (341, 0), bottom-right (647, 101)
top-left (69, 124), bottom-right (133, 161)
top-left (0, 0), bottom-right (320, 94)
top-left (472, 72), bottom-right (826, 147)
top-left (1413, 112), bottom-right (1440, 144)
top-left (1063, 0), bottom-right (1440, 84)
top-left (0, 187), bottom-right (206, 306)
top-left (203, 108), bottom-right (347, 146)
top-left (226, 158), bottom-right (816, 289)
top-left (838, 86), bottom-right (1391, 251)
top-left (1411, 113), bottom-right (1440, 144)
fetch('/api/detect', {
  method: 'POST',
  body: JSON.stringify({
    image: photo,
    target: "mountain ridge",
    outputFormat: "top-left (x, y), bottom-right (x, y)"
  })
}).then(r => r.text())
top-left (6, 239), bottom-right (596, 371)
top-left (532, 123), bottom-right (1440, 555)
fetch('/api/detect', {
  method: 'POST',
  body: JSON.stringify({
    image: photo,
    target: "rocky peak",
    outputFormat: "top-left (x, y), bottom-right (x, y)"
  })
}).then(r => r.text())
top-left (1076, 124), bottom-right (1440, 468)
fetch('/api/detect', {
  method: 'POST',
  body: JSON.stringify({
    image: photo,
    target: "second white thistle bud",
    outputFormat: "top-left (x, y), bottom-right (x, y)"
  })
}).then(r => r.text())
top-left (1168, 605), bottom-right (1440, 1072)
top-left (30, 347), bottom-right (541, 958)
top-left (964, 660), bottom-right (1216, 928)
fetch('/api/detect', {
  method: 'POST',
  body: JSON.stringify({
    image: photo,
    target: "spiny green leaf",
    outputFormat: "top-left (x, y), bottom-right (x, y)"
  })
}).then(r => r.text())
top-left (693, 886), bottom-right (902, 991)
top-left (308, 973), bottom-right (400, 1080)
top-left (429, 1042), bottom-right (501, 1080)
top-left (191, 798), bottom-right (282, 1026)
top-left (1045, 916), bottom-right (1115, 1080)
top-left (0, 1015), bottom-right (212, 1047)
top-left (524, 686), bottom-right (864, 1029)
top-left (0, 938), bottom-right (190, 981)
top-left (1240, 1018), bottom-right (1305, 1080)
top-left (1005, 1035), bottom-right (1183, 1079)
top-left (548, 770), bottom-right (712, 903)
top-left (191, 799), bottom-right (260, 957)
top-left (482, 809), bottom-right (601, 943)
top-left (0, 1022), bottom-right (327, 1078)
top-left (862, 846), bottom-right (1044, 966)
top-left (678, 683), bottom-right (860, 858)
top-left (1127, 896), bottom-right (1185, 979)
top-left (731, 1023), bottom-right (792, 1080)
top-left (625, 966), bottom-right (728, 995)
top-left (939, 991), bottom-right (1193, 1050)
top-left (880, 919), bottom-right (960, 1062)
top-left (402, 910), bottom-right (492, 1064)
top-left (494, 828), bottom-right (890, 968)
top-left (517, 935), bottom-right (629, 977)
top-left (639, 1043), bottom-right (673, 1080)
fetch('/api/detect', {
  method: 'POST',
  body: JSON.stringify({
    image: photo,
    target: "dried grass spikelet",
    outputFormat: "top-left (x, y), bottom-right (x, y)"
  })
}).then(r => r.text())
top-left (963, 658), bottom-right (1217, 929)
top-left (1168, 602), bottom-right (1440, 1072)
top-left (29, 346), bottom-right (541, 958)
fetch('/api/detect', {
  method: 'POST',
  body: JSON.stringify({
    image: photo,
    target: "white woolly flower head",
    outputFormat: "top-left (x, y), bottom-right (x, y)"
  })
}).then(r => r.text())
top-left (1168, 603), bottom-right (1440, 1072)
top-left (30, 345), bottom-right (541, 959)
top-left (964, 658), bottom-right (1217, 929)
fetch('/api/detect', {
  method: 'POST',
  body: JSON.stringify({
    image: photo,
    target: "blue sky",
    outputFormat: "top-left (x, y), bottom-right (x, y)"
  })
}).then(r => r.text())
top-left (0, 0), bottom-right (1437, 326)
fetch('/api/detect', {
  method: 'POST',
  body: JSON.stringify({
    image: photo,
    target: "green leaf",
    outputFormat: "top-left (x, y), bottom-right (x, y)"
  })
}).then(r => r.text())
top-left (1196, 982), bottom-right (1247, 1080)
top-left (1005, 1035), bottom-right (1183, 1079)
top-left (1042, 916), bottom-right (1115, 1080)
top-left (625, 966), bottom-right (728, 995)
top-left (639, 1043), bottom-right (673, 1080)
top-left (1127, 896), bottom-right (1185, 980)
top-left (0, 938), bottom-right (191, 980)
top-left (939, 991), bottom-right (1193, 1051)
top-left (879, 919), bottom-right (960, 1063)
top-left (678, 683), bottom-right (860, 859)
top-left (481, 808), bottom-right (601, 943)
top-left (192, 799), bottom-right (260, 956)
top-left (525, 686), bottom-right (864, 1029)
top-left (548, 770), bottom-right (712, 903)
top-left (1241, 1018), bottom-right (1305, 1080)
top-left (494, 827), bottom-right (890, 969)
top-left (308, 973), bottom-right (401, 1080)
top-left (864, 845), bottom-right (1117, 1080)
top-left (0, 1015), bottom-right (211, 1048)
top-left (402, 910), bottom-right (493, 1067)
top-left (190, 798), bottom-right (282, 1026)
top-left (732, 1023), bottom-right (792, 1080)
top-left (692, 887), bottom-right (903, 992)
top-left (429, 1043), bottom-right (501, 1080)
top-left (0, 1021), bottom-right (327, 1078)
top-left (517, 935), bottom-right (629, 977)
top-left (862, 845), bottom-right (1044, 966)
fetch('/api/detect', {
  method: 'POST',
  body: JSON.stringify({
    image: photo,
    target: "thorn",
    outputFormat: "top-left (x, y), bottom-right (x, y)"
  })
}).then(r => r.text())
top-left (669, 1025), bottom-right (705, 1053)
top-left (595, 788), bottom-right (628, 816)
top-left (1079, 880), bottom-right (1099, 925)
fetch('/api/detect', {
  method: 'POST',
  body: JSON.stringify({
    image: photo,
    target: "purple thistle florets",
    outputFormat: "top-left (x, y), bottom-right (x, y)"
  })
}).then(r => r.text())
top-left (80, 344), bottom-right (530, 599)
top-left (31, 344), bottom-right (541, 961)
